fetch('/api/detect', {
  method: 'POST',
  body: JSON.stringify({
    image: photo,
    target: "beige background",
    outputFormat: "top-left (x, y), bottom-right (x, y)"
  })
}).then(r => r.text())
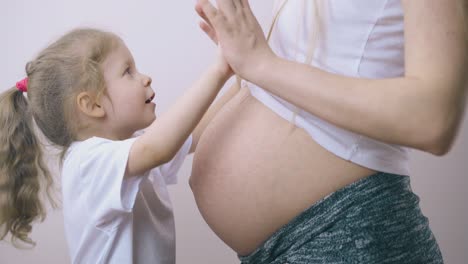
top-left (1, 1), bottom-right (467, 263)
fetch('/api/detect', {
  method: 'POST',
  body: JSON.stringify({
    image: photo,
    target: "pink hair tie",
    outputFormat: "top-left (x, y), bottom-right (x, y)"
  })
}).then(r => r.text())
top-left (16, 78), bottom-right (28, 93)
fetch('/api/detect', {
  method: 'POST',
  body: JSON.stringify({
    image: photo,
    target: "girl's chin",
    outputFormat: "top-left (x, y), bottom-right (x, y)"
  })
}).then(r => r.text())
top-left (136, 115), bottom-right (157, 131)
top-left (145, 115), bottom-right (157, 126)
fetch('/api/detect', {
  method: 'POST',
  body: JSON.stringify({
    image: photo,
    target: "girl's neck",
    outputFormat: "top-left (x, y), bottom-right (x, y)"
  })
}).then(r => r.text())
top-left (76, 126), bottom-right (134, 142)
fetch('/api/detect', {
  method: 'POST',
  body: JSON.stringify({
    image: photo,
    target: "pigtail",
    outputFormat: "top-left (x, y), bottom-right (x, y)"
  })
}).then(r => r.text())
top-left (0, 87), bottom-right (55, 248)
top-left (0, 28), bottom-right (118, 248)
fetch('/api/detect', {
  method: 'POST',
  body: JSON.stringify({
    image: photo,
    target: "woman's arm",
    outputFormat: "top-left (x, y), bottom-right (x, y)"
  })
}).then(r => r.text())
top-left (197, 0), bottom-right (468, 155)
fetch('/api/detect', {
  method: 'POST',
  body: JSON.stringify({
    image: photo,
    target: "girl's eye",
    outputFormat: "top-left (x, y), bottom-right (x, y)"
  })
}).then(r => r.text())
top-left (125, 67), bottom-right (131, 75)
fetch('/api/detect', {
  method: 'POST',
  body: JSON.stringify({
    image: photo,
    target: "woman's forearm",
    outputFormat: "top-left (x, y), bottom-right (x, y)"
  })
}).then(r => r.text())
top-left (248, 56), bottom-right (466, 155)
top-left (196, 0), bottom-right (467, 156)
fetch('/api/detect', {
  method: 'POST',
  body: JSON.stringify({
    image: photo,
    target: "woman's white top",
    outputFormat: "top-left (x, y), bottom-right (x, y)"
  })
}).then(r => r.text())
top-left (61, 135), bottom-right (192, 264)
top-left (247, 0), bottom-right (409, 175)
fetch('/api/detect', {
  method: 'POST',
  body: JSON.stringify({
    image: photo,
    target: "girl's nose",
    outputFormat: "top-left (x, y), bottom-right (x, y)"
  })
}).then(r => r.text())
top-left (143, 75), bottom-right (152, 86)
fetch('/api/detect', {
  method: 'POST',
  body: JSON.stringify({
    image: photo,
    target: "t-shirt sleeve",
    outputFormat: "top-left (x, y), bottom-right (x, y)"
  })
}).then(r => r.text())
top-left (79, 137), bottom-right (143, 229)
top-left (157, 135), bottom-right (193, 185)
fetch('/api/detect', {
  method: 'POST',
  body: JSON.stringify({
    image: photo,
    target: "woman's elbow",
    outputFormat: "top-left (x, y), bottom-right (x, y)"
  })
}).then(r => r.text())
top-left (425, 139), bottom-right (453, 156)
top-left (420, 122), bottom-right (458, 156)
top-left (419, 94), bottom-right (466, 156)
top-left (415, 76), bottom-right (468, 155)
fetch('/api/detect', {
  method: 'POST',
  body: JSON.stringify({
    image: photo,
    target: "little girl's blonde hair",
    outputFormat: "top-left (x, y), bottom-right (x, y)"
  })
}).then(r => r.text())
top-left (0, 28), bottom-right (119, 247)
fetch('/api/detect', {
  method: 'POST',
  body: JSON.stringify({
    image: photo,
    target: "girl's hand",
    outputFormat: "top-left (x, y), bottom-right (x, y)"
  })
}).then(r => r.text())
top-left (195, 0), bottom-right (277, 81)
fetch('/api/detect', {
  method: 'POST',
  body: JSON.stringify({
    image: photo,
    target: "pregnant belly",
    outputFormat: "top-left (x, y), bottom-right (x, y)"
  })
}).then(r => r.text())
top-left (190, 88), bottom-right (375, 256)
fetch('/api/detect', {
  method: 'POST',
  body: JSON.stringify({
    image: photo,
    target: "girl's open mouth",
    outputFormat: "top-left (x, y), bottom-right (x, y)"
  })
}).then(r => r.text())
top-left (145, 93), bottom-right (155, 104)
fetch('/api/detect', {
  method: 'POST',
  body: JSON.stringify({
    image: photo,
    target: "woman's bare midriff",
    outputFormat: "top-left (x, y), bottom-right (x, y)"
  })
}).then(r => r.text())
top-left (190, 88), bottom-right (376, 256)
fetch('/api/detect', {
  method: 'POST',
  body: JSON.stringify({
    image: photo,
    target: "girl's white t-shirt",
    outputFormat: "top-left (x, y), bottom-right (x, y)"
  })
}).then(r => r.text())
top-left (61, 135), bottom-right (192, 264)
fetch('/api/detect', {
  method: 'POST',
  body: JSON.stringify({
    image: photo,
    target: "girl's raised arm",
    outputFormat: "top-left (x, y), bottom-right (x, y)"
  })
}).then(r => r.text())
top-left (126, 65), bottom-right (231, 177)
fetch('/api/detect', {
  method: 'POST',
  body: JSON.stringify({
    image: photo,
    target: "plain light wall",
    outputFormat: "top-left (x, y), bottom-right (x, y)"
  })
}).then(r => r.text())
top-left (0, 1), bottom-right (466, 263)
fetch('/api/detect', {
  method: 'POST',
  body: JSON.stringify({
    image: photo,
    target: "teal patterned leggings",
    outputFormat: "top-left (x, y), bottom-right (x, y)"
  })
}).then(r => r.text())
top-left (238, 172), bottom-right (443, 264)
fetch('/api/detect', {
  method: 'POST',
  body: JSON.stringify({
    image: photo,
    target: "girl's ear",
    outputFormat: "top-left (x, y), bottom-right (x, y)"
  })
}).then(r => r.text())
top-left (76, 91), bottom-right (105, 118)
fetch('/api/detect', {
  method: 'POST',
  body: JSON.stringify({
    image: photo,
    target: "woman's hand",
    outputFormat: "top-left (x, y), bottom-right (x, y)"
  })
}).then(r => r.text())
top-left (195, 0), bottom-right (277, 81)
top-left (197, 5), bottom-right (234, 79)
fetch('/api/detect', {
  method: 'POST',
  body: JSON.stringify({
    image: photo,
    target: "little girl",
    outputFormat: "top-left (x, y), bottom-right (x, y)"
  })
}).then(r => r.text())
top-left (0, 28), bottom-right (232, 263)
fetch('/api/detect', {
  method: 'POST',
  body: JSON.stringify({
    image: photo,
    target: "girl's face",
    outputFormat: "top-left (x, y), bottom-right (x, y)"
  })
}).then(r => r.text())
top-left (100, 40), bottom-right (156, 139)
